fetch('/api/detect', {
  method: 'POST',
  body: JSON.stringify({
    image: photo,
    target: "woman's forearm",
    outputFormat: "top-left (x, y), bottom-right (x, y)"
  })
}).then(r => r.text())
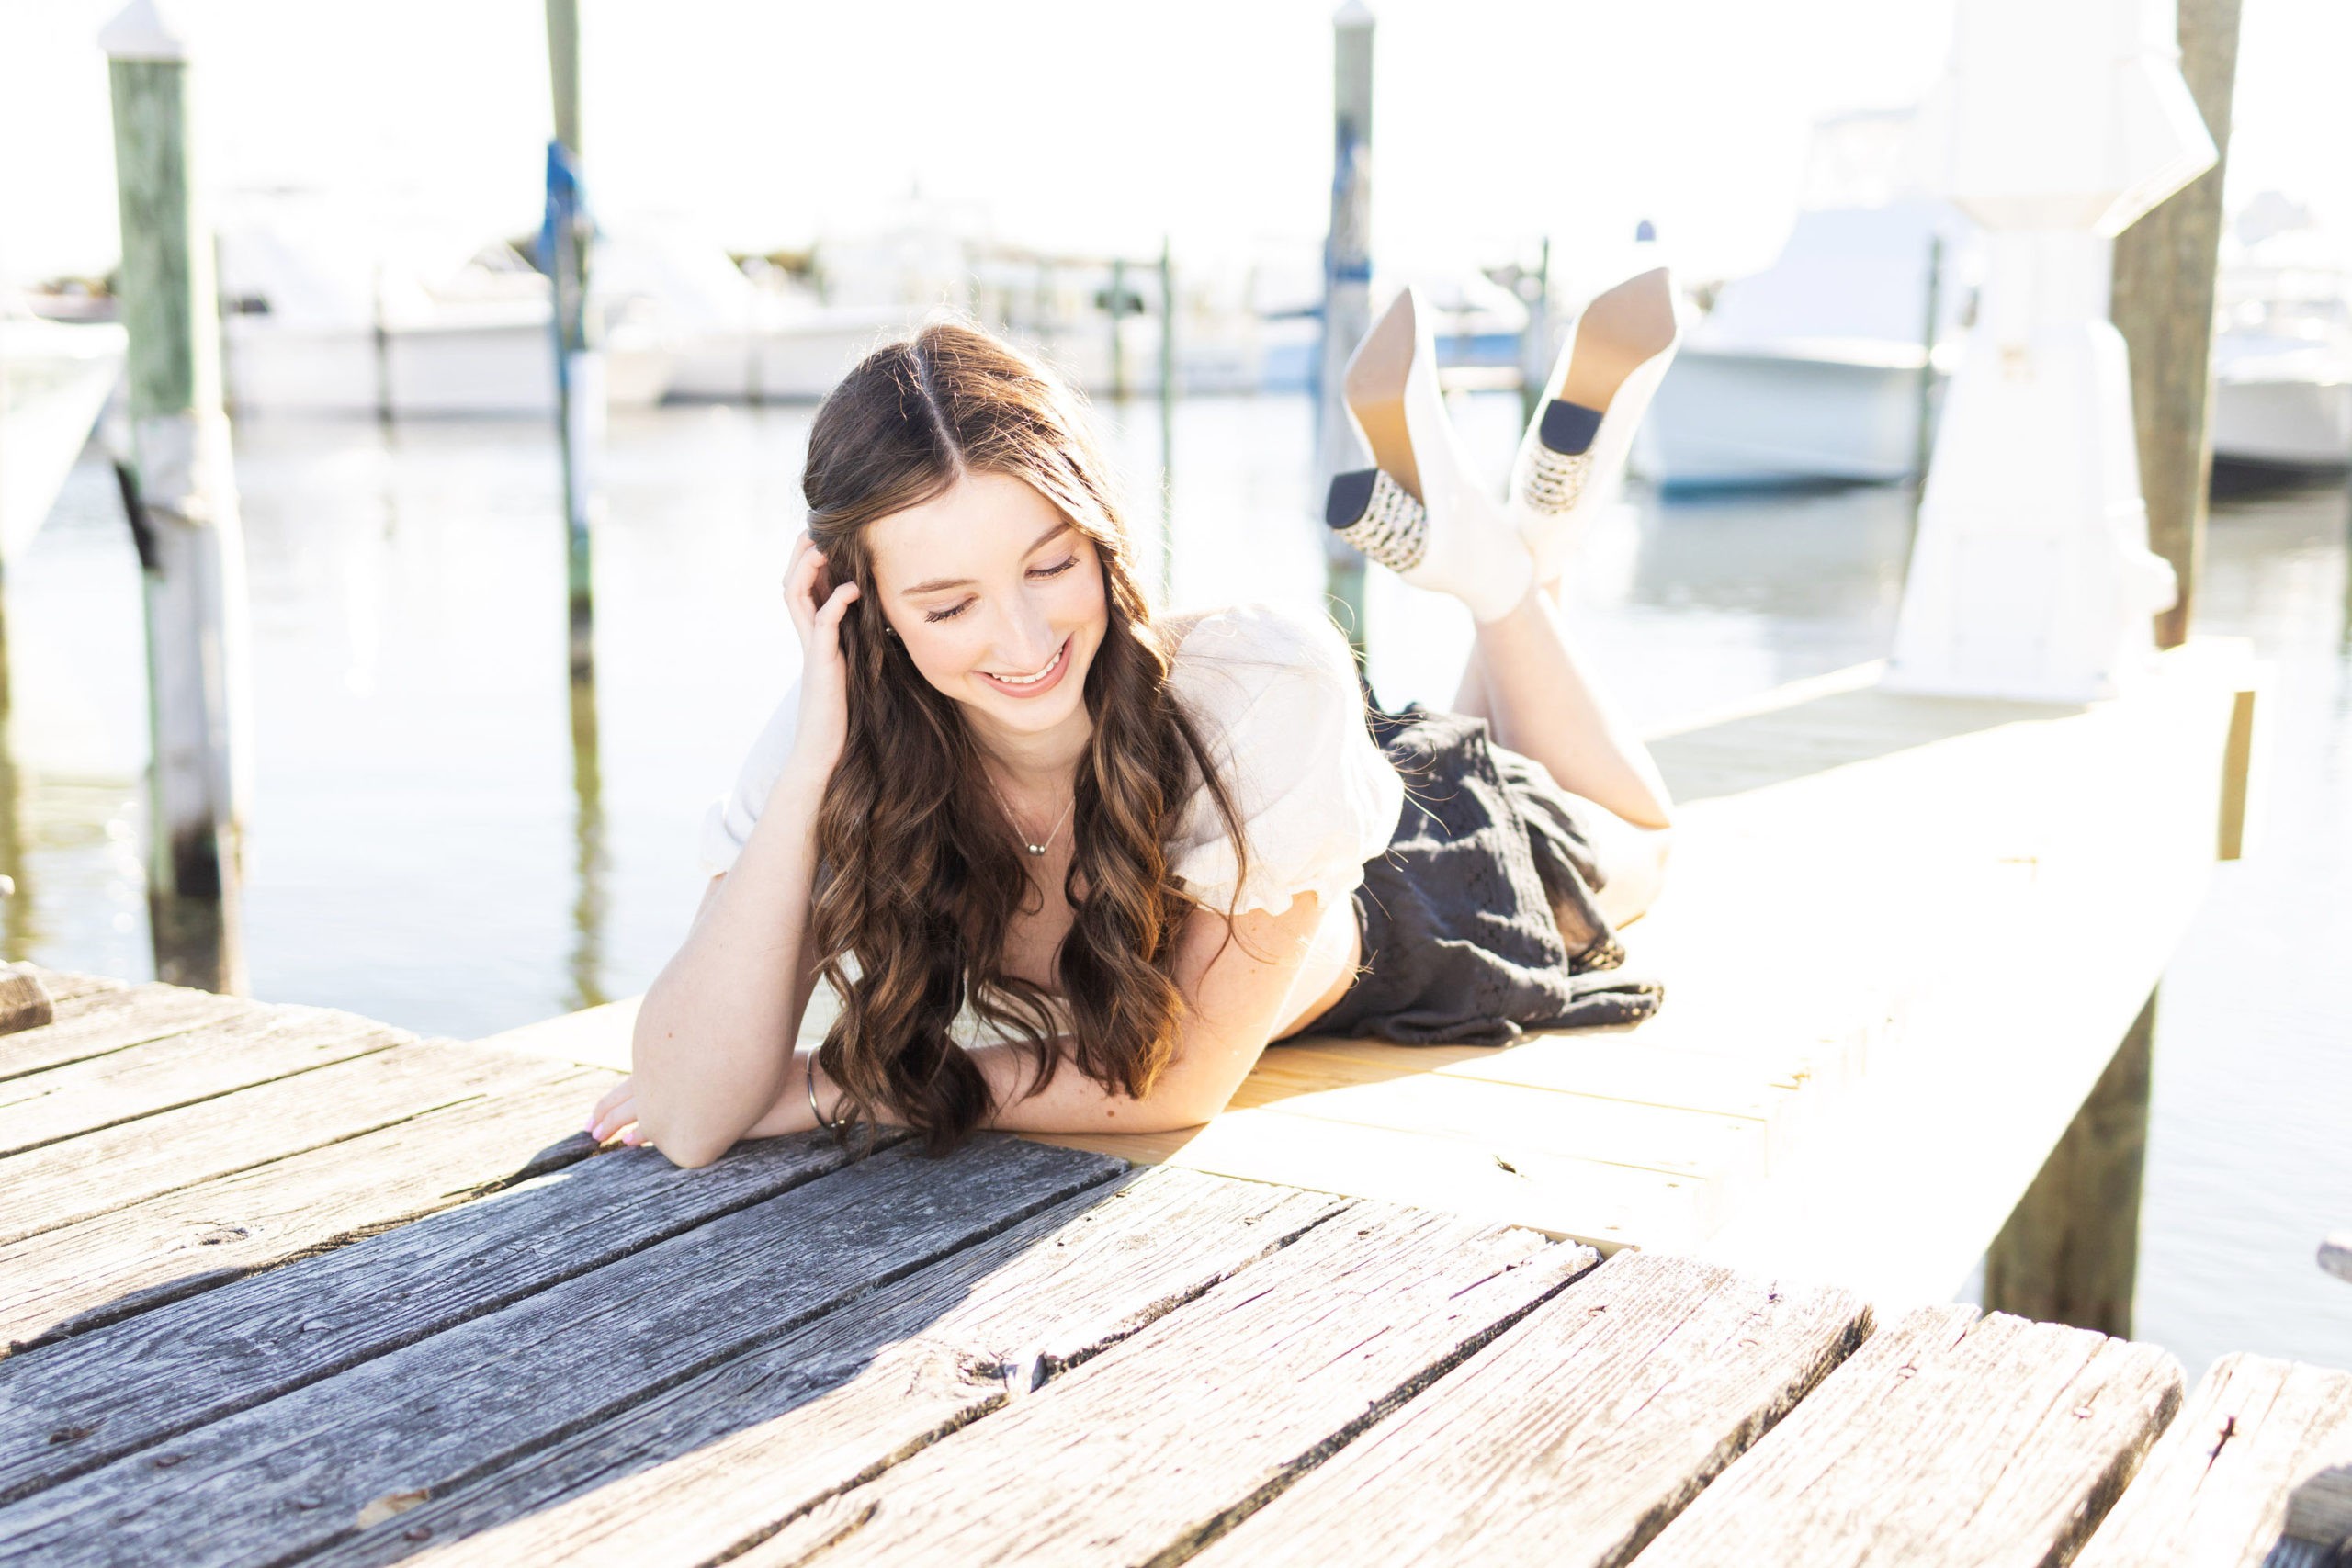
top-left (632, 766), bottom-right (829, 1166)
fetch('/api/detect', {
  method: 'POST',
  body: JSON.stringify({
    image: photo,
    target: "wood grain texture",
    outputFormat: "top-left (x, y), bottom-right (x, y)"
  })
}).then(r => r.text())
top-left (2075, 1353), bottom-right (2352, 1568)
top-left (1225, 1052), bottom-right (1771, 1193)
top-left (308, 1169), bottom-right (1351, 1568)
top-left (1189, 1251), bottom-right (1870, 1568)
top-left (0, 1069), bottom-right (613, 1351)
top-left (1032, 1105), bottom-right (1713, 1252)
top-left (0, 1004), bottom-right (408, 1155)
top-left (1985, 989), bottom-right (2155, 1337)
top-left (0, 983), bottom-right (247, 1081)
top-left (0, 1038), bottom-right (559, 1246)
top-left (731, 1205), bottom-right (1597, 1568)
top-left (0, 1137), bottom-right (1122, 1566)
top-left (1629, 1304), bottom-right (2184, 1568)
top-left (13, 969), bottom-right (126, 1006)
top-left (0, 1121), bottom-right (894, 1500)
top-left (2111, 0), bottom-right (2242, 649)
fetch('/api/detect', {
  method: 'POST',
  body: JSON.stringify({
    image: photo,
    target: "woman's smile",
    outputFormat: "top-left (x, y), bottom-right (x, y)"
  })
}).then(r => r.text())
top-left (978, 635), bottom-right (1073, 698)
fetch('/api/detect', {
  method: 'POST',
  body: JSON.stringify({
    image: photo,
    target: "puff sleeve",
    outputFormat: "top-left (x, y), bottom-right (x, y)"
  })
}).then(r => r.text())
top-left (696, 681), bottom-right (802, 877)
top-left (1164, 604), bottom-right (1404, 919)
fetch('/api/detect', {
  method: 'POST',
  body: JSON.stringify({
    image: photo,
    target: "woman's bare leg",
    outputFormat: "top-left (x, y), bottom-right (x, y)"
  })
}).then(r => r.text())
top-left (1464, 582), bottom-right (1672, 830)
top-left (1457, 581), bottom-right (1673, 924)
top-left (1450, 646), bottom-right (1495, 720)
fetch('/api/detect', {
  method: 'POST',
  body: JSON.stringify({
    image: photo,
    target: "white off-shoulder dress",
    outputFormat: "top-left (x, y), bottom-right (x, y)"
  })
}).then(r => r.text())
top-left (700, 603), bottom-right (1407, 1026)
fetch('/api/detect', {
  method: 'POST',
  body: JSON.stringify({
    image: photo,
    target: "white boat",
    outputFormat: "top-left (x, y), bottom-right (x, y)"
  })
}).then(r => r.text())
top-left (1637, 198), bottom-right (1974, 487)
top-left (2210, 196), bottom-right (2352, 471)
top-left (220, 229), bottom-right (674, 419)
top-left (0, 306), bottom-right (125, 559)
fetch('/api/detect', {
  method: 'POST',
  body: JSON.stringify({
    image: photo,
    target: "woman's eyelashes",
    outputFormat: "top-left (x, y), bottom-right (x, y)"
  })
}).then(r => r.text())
top-left (919, 558), bottom-right (1080, 623)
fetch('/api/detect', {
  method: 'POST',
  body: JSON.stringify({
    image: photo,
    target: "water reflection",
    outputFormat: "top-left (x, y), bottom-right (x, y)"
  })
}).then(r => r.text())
top-left (568, 674), bottom-right (607, 1013)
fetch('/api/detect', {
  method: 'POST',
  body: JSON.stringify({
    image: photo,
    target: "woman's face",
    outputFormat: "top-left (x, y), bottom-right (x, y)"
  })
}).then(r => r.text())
top-left (865, 470), bottom-right (1110, 742)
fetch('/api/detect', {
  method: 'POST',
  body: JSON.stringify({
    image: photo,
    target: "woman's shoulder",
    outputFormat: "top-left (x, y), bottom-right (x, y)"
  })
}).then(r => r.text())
top-left (1164, 603), bottom-right (1358, 725)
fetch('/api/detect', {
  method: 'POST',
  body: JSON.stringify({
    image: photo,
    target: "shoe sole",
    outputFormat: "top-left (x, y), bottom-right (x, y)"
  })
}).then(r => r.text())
top-left (1343, 289), bottom-right (1423, 501)
top-left (1558, 266), bottom-right (1679, 415)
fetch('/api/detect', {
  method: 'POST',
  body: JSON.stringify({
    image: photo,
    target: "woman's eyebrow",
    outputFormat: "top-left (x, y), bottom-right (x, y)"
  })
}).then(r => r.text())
top-left (899, 523), bottom-right (1073, 596)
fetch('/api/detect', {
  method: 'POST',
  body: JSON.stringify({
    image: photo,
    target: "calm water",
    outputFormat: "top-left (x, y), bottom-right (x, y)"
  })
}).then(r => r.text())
top-left (7, 392), bottom-right (2346, 1379)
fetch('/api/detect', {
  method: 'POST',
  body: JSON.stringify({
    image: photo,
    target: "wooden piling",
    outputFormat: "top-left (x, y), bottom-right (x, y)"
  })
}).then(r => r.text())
top-left (1983, 989), bottom-right (2155, 1337)
top-left (545, 0), bottom-right (596, 686)
top-left (102, 0), bottom-right (250, 995)
top-left (1107, 256), bottom-right (1128, 400)
top-left (1316, 1), bottom-right (1374, 658)
top-left (2111, 0), bottom-right (2244, 650)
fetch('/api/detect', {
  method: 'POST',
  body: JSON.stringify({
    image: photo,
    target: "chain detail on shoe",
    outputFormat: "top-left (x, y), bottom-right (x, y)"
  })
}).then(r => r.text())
top-left (1518, 444), bottom-right (1594, 517)
top-left (1333, 469), bottom-right (1430, 572)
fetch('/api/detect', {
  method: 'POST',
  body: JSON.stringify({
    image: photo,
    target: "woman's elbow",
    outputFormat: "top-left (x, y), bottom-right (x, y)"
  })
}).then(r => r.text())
top-left (639, 1116), bottom-right (735, 1170)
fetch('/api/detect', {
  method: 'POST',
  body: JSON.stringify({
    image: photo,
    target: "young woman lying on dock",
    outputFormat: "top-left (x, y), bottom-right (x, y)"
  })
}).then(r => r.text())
top-left (590, 285), bottom-right (1682, 1166)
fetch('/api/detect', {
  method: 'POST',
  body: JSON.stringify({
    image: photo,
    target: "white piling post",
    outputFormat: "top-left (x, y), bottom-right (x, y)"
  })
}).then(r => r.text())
top-left (102, 0), bottom-right (251, 993)
top-left (1317, 0), bottom-right (1374, 657)
top-left (1886, 0), bottom-right (2215, 703)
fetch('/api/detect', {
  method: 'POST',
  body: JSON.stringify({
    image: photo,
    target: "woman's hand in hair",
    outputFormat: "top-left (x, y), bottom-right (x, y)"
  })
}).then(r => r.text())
top-left (784, 531), bottom-right (862, 784)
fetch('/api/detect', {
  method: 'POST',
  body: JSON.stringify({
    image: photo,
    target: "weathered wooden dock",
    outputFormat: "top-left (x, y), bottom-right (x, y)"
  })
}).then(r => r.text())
top-left (512, 641), bottom-right (2263, 1307)
top-left (4, 965), bottom-right (2349, 1567)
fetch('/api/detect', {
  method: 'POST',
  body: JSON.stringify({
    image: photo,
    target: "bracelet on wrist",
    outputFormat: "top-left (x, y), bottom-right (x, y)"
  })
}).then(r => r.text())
top-left (806, 1058), bottom-right (842, 1132)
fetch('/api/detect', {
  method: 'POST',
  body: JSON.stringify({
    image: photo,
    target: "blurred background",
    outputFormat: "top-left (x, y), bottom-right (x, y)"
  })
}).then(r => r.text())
top-left (2, 0), bottom-right (2347, 1383)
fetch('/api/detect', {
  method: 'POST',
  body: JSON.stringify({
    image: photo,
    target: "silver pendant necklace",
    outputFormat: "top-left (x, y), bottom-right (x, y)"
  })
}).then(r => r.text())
top-left (989, 779), bottom-right (1075, 857)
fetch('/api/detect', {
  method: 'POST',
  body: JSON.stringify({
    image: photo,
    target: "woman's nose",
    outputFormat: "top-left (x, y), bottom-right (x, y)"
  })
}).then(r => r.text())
top-left (991, 599), bottom-right (1058, 670)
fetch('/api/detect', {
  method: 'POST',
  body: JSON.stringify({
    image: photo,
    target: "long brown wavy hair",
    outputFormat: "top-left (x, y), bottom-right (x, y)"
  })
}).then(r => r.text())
top-left (801, 320), bottom-right (1247, 1155)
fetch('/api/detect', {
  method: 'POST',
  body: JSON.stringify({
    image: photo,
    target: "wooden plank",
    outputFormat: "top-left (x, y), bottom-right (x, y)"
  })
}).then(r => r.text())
top-left (725, 1206), bottom-right (1597, 1568)
top-left (0, 1038), bottom-right (564, 1246)
top-left (1031, 1105), bottom-right (1713, 1250)
top-left (14, 969), bottom-right (128, 1006)
top-left (1283, 1033), bottom-right (1798, 1132)
top-left (0, 982), bottom-right (248, 1081)
top-left (1227, 1052), bottom-right (1770, 1193)
top-left (2075, 1353), bottom-right (2352, 1568)
top-left (303, 1169), bottom-right (1351, 1568)
top-left (0, 1137), bottom-right (1122, 1563)
top-left (478, 996), bottom-right (638, 1070)
top-left (1187, 1251), bottom-right (1868, 1568)
top-left (1985, 989), bottom-right (2154, 1336)
top-left (0, 1066), bottom-right (616, 1351)
top-left (1694, 641), bottom-right (2249, 1300)
top-left (1626, 1305), bottom-right (2183, 1567)
top-left (0, 1121), bottom-right (905, 1502)
top-left (0, 1004), bottom-right (406, 1156)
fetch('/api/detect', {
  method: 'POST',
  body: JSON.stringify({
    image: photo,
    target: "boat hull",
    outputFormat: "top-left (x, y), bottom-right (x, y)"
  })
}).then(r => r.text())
top-left (224, 319), bottom-right (673, 418)
top-left (1637, 347), bottom-right (1940, 487)
top-left (2211, 375), bottom-right (2352, 469)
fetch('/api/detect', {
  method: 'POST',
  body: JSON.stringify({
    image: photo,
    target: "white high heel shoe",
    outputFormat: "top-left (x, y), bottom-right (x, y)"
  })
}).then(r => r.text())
top-left (1508, 266), bottom-right (1680, 584)
top-left (1323, 286), bottom-right (1533, 624)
